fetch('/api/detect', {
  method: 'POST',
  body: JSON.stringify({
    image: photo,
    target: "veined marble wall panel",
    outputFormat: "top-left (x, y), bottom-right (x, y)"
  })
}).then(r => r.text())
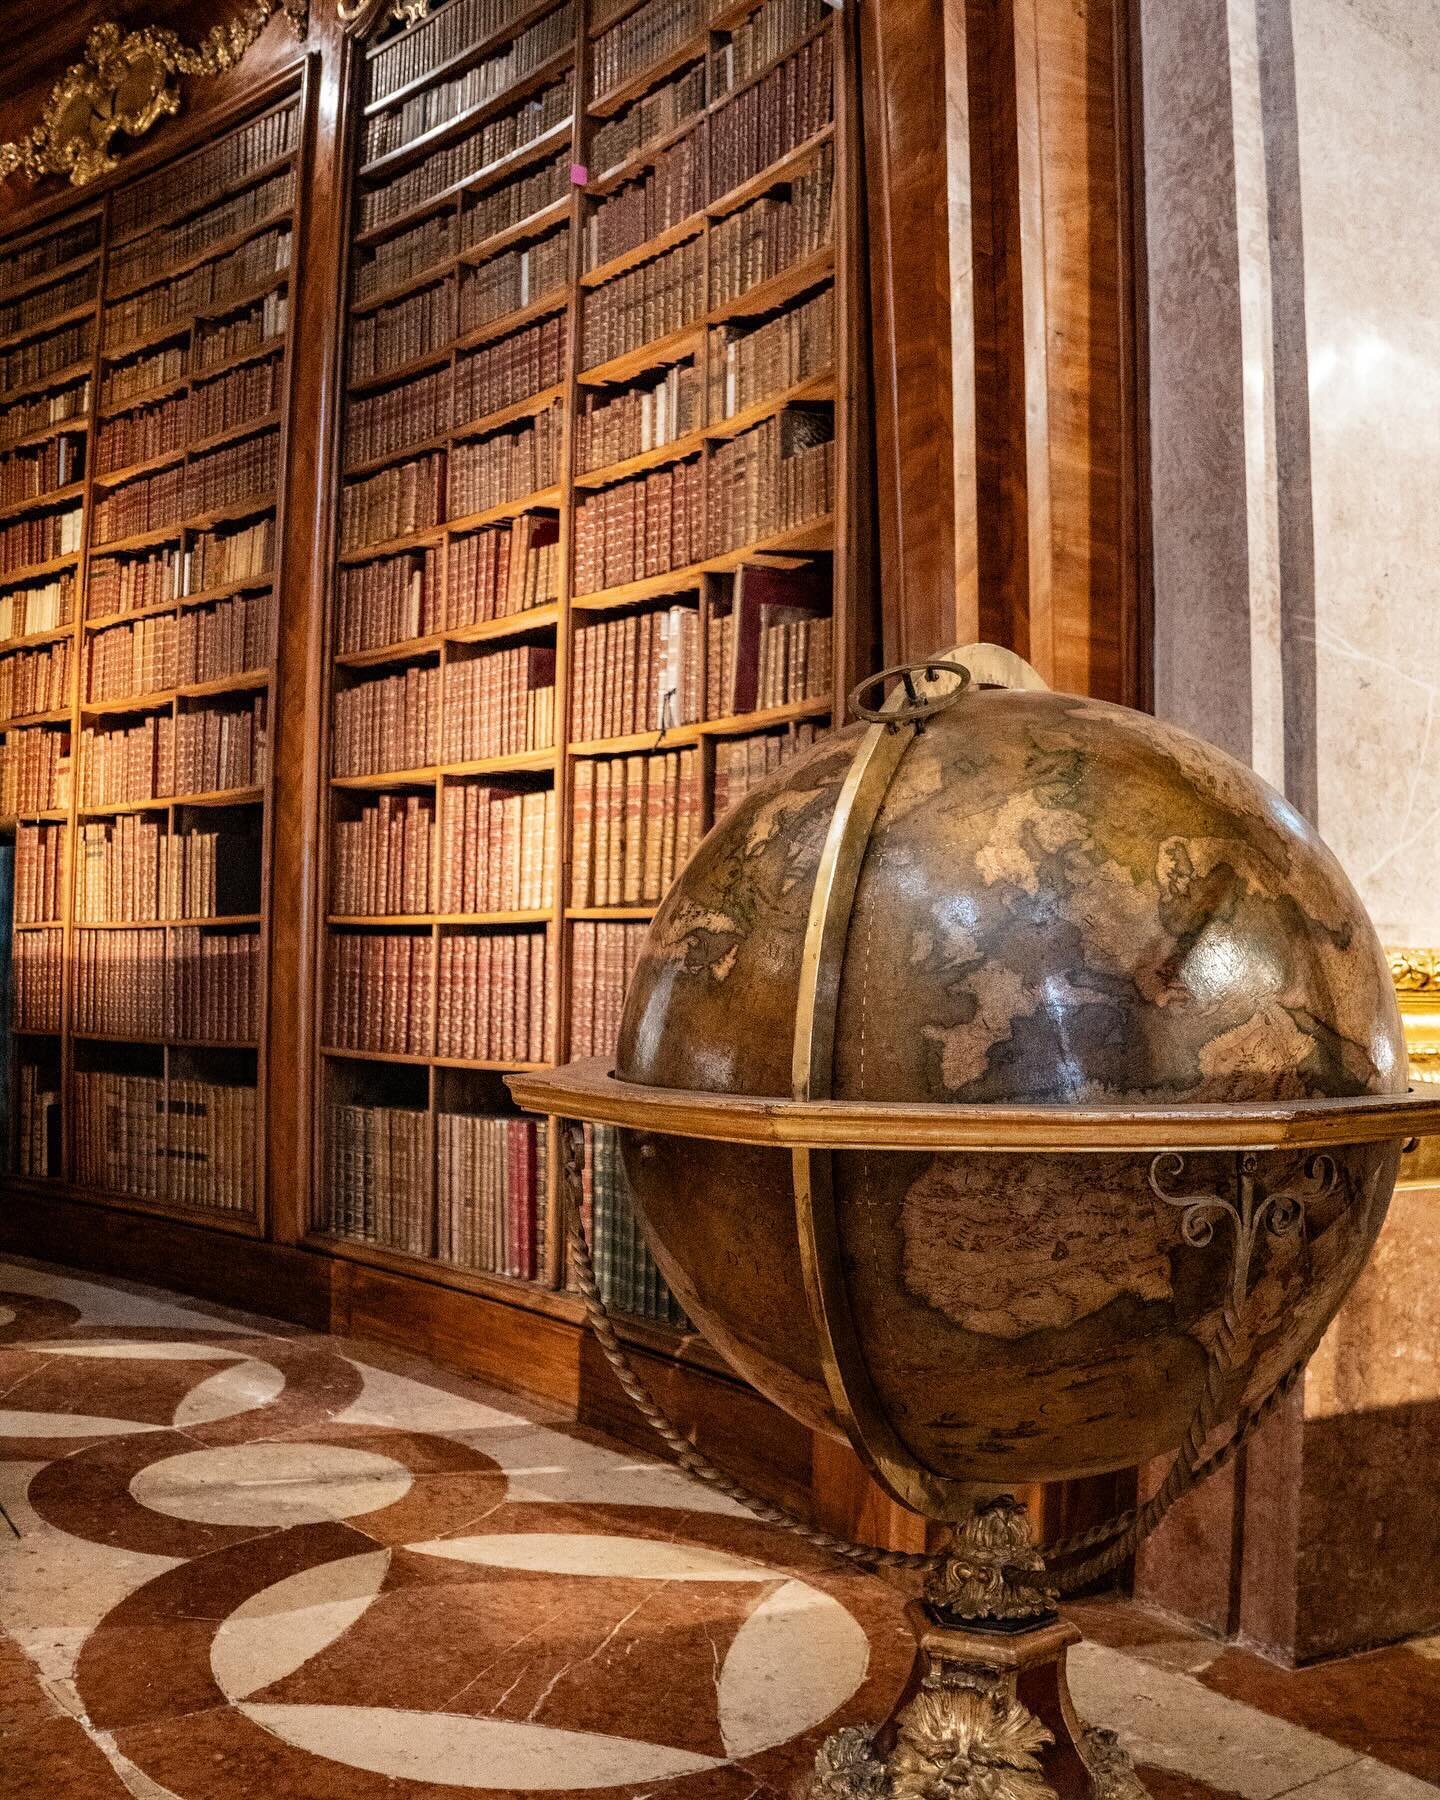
top-left (1143, 0), bottom-right (1440, 947)
top-left (1139, 0), bottom-right (1440, 1658)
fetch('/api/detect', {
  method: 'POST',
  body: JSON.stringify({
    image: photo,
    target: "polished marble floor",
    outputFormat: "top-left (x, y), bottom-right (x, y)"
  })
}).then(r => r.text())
top-left (0, 1252), bottom-right (1435, 1800)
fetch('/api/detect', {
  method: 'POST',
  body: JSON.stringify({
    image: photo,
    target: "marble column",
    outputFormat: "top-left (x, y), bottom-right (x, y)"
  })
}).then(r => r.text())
top-left (1137, 0), bottom-right (1440, 1662)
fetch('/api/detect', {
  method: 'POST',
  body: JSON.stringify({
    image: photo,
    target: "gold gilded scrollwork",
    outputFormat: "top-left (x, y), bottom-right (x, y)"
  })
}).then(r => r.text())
top-left (336, 0), bottom-right (430, 34)
top-left (0, 1), bottom-right (308, 190)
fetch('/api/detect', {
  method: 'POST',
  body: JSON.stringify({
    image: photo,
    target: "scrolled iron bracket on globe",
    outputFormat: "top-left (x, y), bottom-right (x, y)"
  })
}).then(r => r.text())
top-left (511, 639), bottom-right (1440, 1800)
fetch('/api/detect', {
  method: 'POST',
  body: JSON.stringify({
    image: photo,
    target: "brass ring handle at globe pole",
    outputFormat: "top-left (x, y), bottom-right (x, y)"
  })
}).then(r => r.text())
top-left (848, 658), bottom-right (972, 728)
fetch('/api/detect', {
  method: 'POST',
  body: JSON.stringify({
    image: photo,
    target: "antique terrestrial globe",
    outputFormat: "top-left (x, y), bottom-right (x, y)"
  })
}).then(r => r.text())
top-left (511, 645), bottom-right (1436, 1800)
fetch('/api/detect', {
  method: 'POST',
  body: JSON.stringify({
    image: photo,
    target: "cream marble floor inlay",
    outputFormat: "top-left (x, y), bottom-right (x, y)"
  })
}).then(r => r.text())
top-left (2, 1251), bottom-right (1437, 1800)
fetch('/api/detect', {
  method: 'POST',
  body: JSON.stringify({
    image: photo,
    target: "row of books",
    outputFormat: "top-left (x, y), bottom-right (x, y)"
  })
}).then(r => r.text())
top-left (324, 1101), bottom-right (430, 1254)
top-left (188, 291), bottom-right (289, 380)
top-left (711, 598), bottom-right (832, 710)
top-left (708, 148), bottom-right (833, 309)
top-left (73, 927), bottom-right (260, 1042)
top-left (442, 642), bottom-right (557, 760)
top-left (570, 748), bottom-right (702, 907)
top-left (568, 920), bottom-right (646, 1059)
top-left (3, 264), bottom-right (94, 334)
top-left (75, 819), bottom-right (258, 923)
top-left (92, 430), bottom-right (278, 547)
top-left (581, 235), bottom-right (704, 369)
top-left (363, 3), bottom-right (576, 165)
top-left (0, 377), bottom-right (90, 452)
top-left (589, 0), bottom-right (715, 107)
top-left (342, 452), bottom-right (444, 549)
top-left (459, 230), bottom-right (570, 336)
top-left (333, 792), bottom-right (435, 917)
top-left (109, 168), bottom-right (297, 297)
top-left (332, 664), bottom-right (440, 775)
top-left (711, 720), bottom-right (819, 817)
top-left (448, 511), bottom-right (560, 621)
top-left (572, 454), bottom-right (705, 594)
top-left (0, 640), bottom-right (71, 723)
top-left (78, 696), bottom-right (269, 805)
top-left (571, 604), bottom-right (700, 740)
top-left (706, 408), bottom-right (834, 555)
top-left (706, 561), bottom-right (826, 713)
top-left (437, 1111), bottom-right (548, 1276)
top-left (710, 286), bottom-right (832, 419)
top-left (438, 780), bottom-right (556, 912)
top-left (97, 355), bottom-right (281, 473)
top-left (576, 360), bottom-right (702, 473)
top-left (102, 344), bottom-right (186, 411)
top-left (12, 928), bottom-right (62, 1031)
top-left (708, 31), bottom-right (833, 201)
top-left (350, 309), bottom-right (568, 470)
top-left (0, 501), bottom-right (83, 576)
top-left (357, 80), bottom-right (573, 234)
top-left (14, 1062), bottom-right (59, 1178)
top-left (585, 130), bottom-right (702, 272)
top-left (366, 0), bottom-right (541, 104)
top-left (103, 227), bottom-right (291, 352)
top-left (448, 404), bottom-right (563, 517)
top-left (349, 367), bottom-right (448, 466)
top-left (589, 64), bottom-right (705, 179)
top-left (438, 927), bottom-right (551, 1061)
top-left (320, 1102), bottom-right (550, 1278)
top-left (713, 0), bottom-right (827, 93)
top-left (352, 151), bottom-right (570, 307)
top-left (13, 821), bottom-right (64, 924)
top-left (351, 278), bottom-right (453, 384)
top-left (0, 725), bottom-right (70, 814)
top-left (0, 216), bottom-right (100, 306)
top-left (582, 1122), bottom-right (686, 1324)
top-left (0, 430), bottom-right (85, 506)
top-left (74, 1071), bottom-right (257, 1212)
top-left (85, 592), bottom-right (271, 702)
top-left (326, 931), bottom-right (434, 1055)
top-left (0, 570), bottom-right (75, 640)
top-left (335, 512), bottom-right (559, 654)
top-left (88, 523), bottom-right (274, 620)
top-left (0, 319), bottom-right (93, 405)
top-left (110, 104), bottom-right (299, 239)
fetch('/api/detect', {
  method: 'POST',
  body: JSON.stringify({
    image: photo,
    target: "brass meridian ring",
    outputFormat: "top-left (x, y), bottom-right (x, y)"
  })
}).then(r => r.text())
top-left (848, 658), bottom-right (972, 726)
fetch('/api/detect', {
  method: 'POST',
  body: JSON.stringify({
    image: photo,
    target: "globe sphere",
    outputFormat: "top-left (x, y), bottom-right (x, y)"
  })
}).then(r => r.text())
top-left (616, 687), bottom-right (1406, 1487)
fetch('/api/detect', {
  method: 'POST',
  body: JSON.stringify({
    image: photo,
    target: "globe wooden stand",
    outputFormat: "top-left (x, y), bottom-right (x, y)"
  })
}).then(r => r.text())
top-left (512, 1061), bottom-right (1440, 1800)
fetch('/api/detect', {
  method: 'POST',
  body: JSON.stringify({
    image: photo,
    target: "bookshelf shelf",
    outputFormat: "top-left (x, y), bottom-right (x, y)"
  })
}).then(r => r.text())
top-left (706, 245), bottom-right (835, 324)
top-left (4, 415), bottom-right (92, 456)
top-left (106, 206), bottom-right (295, 304)
top-left (0, 358), bottom-right (93, 409)
top-left (588, 30), bottom-right (709, 120)
top-left (0, 246), bottom-right (101, 309)
top-left (360, 46), bottom-right (577, 182)
top-left (0, 479), bottom-right (86, 525)
top-left (581, 214), bottom-right (705, 289)
top-left (705, 121), bottom-right (835, 223)
top-left (350, 117), bottom-right (575, 251)
top-left (361, 0), bottom-right (565, 117)
top-left (579, 326), bottom-right (703, 388)
top-left (452, 380), bottom-right (569, 443)
top-left (574, 428), bottom-right (706, 488)
top-left (76, 915), bottom-right (263, 931)
top-left (0, 300), bottom-right (98, 356)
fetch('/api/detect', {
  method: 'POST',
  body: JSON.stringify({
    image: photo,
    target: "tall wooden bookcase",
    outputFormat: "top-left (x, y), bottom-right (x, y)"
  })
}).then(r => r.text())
top-left (0, 76), bottom-right (310, 1232)
top-left (311, 0), bottom-right (866, 1341)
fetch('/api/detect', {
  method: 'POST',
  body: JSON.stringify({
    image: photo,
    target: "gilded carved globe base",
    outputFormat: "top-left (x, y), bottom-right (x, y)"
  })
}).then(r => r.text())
top-left (511, 645), bottom-right (1440, 1800)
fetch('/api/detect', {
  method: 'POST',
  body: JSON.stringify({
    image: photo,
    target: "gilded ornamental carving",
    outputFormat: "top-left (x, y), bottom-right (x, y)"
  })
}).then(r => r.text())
top-left (0, 2), bottom-right (308, 190)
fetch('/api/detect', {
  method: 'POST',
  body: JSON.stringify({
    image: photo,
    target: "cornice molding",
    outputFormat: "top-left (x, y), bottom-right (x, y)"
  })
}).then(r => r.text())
top-left (0, 1), bottom-right (308, 190)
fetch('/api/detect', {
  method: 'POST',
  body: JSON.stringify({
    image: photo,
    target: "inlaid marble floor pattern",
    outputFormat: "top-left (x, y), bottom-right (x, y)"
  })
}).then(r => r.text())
top-left (0, 1253), bottom-right (1436, 1800)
